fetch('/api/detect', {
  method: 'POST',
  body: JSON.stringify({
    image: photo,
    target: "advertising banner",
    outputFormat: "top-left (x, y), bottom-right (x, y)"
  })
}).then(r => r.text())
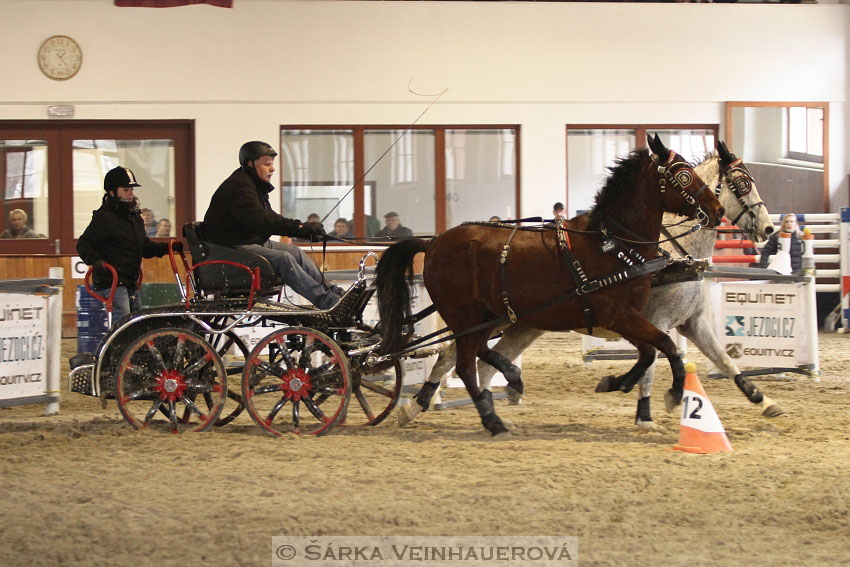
top-left (709, 280), bottom-right (812, 368)
top-left (0, 293), bottom-right (49, 400)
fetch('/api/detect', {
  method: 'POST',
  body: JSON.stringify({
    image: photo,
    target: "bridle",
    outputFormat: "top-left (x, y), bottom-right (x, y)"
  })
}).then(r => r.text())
top-left (652, 151), bottom-right (712, 227)
top-left (717, 157), bottom-right (766, 234)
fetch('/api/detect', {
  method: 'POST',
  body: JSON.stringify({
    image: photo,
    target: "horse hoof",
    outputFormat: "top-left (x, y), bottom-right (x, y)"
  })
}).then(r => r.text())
top-left (397, 403), bottom-right (422, 427)
top-left (506, 386), bottom-right (523, 405)
top-left (635, 419), bottom-right (658, 431)
top-left (595, 375), bottom-right (618, 393)
top-left (663, 389), bottom-right (681, 413)
top-left (761, 396), bottom-right (786, 418)
top-left (484, 415), bottom-right (509, 436)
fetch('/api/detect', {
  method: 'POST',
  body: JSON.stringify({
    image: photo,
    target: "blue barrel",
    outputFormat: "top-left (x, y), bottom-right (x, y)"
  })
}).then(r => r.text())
top-left (77, 285), bottom-right (109, 354)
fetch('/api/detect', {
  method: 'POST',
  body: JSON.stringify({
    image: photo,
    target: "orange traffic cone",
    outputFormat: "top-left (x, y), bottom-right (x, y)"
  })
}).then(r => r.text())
top-left (673, 362), bottom-right (733, 454)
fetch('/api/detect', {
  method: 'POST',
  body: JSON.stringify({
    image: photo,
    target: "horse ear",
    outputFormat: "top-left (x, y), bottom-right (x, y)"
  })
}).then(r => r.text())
top-left (717, 140), bottom-right (735, 164)
top-left (647, 133), bottom-right (669, 161)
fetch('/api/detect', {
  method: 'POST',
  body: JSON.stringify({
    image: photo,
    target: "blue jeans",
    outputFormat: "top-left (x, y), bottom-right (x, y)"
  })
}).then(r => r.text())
top-left (95, 285), bottom-right (140, 327)
top-left (237, 240), bottom-right (339, 309)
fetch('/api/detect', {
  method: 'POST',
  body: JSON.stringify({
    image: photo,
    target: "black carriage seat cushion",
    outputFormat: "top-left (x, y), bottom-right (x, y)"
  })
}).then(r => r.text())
top-left (182, 222), bottom-right (283, 296)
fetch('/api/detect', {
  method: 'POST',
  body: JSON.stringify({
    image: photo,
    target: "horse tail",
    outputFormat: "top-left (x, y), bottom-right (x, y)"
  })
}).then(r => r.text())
top-left (375, 238), bottom-right (430, 356)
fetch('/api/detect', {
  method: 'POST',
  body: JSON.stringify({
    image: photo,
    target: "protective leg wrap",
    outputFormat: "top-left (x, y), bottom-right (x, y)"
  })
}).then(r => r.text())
top-left (481, 350), bottom-right (523, 394)
top-left (669, 357), bottom-right (684, 402)
top-left (734, 374), bottom-right (764, 404)
top-left (636, 396), bottom-right (652, 424)
top-left (474, 390), bottom-right (508, 435)
top-left (415, 380), bottom-right (440, 411)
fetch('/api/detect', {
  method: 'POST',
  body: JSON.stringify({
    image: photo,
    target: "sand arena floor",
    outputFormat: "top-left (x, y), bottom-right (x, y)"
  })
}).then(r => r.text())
top-left (0, 332), bottom-right (848, 567)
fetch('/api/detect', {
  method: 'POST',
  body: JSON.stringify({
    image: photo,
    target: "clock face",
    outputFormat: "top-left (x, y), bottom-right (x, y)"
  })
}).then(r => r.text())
top-left (38, 35), bottom-right (82, 80)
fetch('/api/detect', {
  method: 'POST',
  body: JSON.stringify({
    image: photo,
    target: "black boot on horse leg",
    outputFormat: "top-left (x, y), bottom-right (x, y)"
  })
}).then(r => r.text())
top-left (475, 389), bottom-right (508, 436)
top-left (734, 373), bottom-right (783, 417)
top-left (595, 342), bottom-right (655, 394)
top-left (478, 346), bottom-right (524, 400)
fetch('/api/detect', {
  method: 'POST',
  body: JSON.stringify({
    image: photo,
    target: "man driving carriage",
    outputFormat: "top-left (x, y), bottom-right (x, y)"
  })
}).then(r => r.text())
top-left (202, 141), bottom-right (343, 310)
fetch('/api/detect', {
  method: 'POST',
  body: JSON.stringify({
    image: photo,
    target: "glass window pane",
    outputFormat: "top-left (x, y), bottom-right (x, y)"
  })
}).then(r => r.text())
top-left (280, 130), bottom-right (354, 233)
top-left (446, 128), bottom-right (516, 226)
top-left (807, 108), bottom-right (823, 157)
top-left (72, 139), bottom-right (176, 238)
top-left (1, 140), bottom-right (48, 239)
top-left (365, 130), bottom-right (434, 237)
top-left (567, 129), bottom-right (636, 216)
top-left (654, 129), bottom-right (716, 164)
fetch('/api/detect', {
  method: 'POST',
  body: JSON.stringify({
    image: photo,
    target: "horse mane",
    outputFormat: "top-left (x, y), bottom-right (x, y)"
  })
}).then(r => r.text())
top-left (588, 148), bottom-right (650, 228)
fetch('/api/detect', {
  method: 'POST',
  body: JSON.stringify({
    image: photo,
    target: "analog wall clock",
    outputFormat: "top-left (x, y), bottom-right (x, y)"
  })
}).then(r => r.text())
top-left (37, 35), bottom-right (82, 80)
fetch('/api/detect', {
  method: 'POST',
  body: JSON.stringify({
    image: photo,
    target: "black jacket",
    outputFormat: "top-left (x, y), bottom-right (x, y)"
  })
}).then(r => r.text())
top-left (759, 231), bottom-right (804, 273)
top-left (203, 168), bottom-right (303, 246)
top-left (77, 195), bottom-right (169, 290)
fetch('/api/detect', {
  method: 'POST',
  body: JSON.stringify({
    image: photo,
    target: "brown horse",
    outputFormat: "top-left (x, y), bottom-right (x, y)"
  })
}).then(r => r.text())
top-left (376, 134), bottom-right (725, 435)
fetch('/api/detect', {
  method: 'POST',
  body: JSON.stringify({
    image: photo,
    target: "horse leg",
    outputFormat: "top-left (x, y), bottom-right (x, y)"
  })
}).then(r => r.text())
top-left (477, 324), bottom-right (543, 404)
top-left (458, 333), bottom-right (509, 436)
top-left (633, 350), bottom-right (659, 429)
top-left (398, 343), bottom-right (456, 426)
top-left (677, 316), bottom-right (785, 418)
top-left (594, 340), bottom-right (657, 395)
top-left (613, 320), bottom-right (684, 412)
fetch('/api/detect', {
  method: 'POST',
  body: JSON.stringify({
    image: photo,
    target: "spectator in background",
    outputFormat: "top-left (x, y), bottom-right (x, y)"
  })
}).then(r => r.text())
top-left (140, 208), bottom-right (157, 237)
top-left (294, 213), bottom-right (323, 243)
top-left (155, 218), bottom-right (172, 237)
top-left (1, 209), bottom-right (42, 238)
top-left (552, 202), bottom-right (565, 220)
top-left (328, 218), bottom-right (354, 239)
top-left (488, 216), bottom-right (502, 223)
top-left (758, 213), bottom-right (804, 274)
top-left (376, 211), bottom-right (413, 240)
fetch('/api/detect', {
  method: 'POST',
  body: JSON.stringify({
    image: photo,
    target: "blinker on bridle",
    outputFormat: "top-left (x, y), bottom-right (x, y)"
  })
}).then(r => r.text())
top-left (716, 157), bottom-right (766, 229)
top-left (652, 151), bottom-right (711, 227)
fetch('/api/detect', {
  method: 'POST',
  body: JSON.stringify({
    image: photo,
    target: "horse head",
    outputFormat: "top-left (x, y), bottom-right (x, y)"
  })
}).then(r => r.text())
top-left (647, 133), bottom-right (724, 228)
top-left (716, 141), bottom-right (774, 243)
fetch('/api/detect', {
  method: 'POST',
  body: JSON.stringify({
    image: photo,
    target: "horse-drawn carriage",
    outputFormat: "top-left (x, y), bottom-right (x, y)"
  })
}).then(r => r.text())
top-left (68, 134), bottom-right (744, 437)
top-left (68, 221), bottom-right (406, 436)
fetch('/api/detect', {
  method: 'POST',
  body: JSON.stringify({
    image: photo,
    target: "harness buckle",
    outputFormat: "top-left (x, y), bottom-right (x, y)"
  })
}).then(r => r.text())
top-left (578, 281), bottom-right (602, 295)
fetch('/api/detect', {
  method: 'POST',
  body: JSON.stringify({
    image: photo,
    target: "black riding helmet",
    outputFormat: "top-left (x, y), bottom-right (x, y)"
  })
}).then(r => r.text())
top-left (239, 141), bottom-right (278, 167)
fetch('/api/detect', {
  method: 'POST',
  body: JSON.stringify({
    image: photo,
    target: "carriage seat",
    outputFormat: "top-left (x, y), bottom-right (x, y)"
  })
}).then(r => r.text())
top-left (183, 222), bottom-right (283, 298)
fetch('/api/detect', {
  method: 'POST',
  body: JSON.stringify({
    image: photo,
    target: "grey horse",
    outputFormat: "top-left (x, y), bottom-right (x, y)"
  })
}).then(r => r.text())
top-left (400, 142), bottom-right (784, 428)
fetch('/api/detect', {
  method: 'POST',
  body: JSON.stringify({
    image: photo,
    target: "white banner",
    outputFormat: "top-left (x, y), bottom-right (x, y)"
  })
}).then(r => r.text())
top-left (0, 293), bottom-right (49, 400)
top-left (710, 280), bottom-right (812, 368)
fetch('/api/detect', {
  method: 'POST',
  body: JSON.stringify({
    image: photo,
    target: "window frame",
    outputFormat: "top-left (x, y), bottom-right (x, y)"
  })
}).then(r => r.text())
top-left (279, 124), bottom-right (521, 240)
top-left (0, 119), bottom-right (195, 255)
top-left (565, 124), bottom-right (719, 215)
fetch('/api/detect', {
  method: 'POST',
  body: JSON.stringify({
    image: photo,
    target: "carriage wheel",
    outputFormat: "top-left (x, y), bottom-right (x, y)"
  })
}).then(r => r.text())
top-left (242, 327), bottom-right (351, 437)
top-left (115, 329), bottom-right (227, 433)
top-left (188, 329), bottom-right (249, 426)
top-left (345, 361), bottom-right (403, 426)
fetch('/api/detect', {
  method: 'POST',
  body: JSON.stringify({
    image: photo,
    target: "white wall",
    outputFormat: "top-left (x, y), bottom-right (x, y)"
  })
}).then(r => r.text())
top-left (1, 0), bottom-right (847, 217)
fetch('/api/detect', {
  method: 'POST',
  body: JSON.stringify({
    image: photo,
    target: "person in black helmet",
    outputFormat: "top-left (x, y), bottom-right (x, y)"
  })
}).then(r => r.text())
top-left (77, 166), bottom-right (179, 325)
top-left (203, 141), bottom-right (342, 310)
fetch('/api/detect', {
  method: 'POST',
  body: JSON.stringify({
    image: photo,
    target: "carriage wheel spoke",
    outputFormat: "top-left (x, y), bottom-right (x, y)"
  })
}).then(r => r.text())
top-left (180, 395), bottom-right (208, 420)
top-left (144, 398), bottom-right (165, 426)
top-left (266, 396), bottom-right (289, 423)
top-left (354, 388), bottom-right (375, 421)
top-left (302, 397), bottom-right (327, 422)
top-left (167, 400), bottom-right (180, 433)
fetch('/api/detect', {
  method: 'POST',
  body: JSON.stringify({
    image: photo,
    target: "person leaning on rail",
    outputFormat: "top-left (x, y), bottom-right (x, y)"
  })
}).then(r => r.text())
top-left (758, 212), bottom-right (804, 274)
